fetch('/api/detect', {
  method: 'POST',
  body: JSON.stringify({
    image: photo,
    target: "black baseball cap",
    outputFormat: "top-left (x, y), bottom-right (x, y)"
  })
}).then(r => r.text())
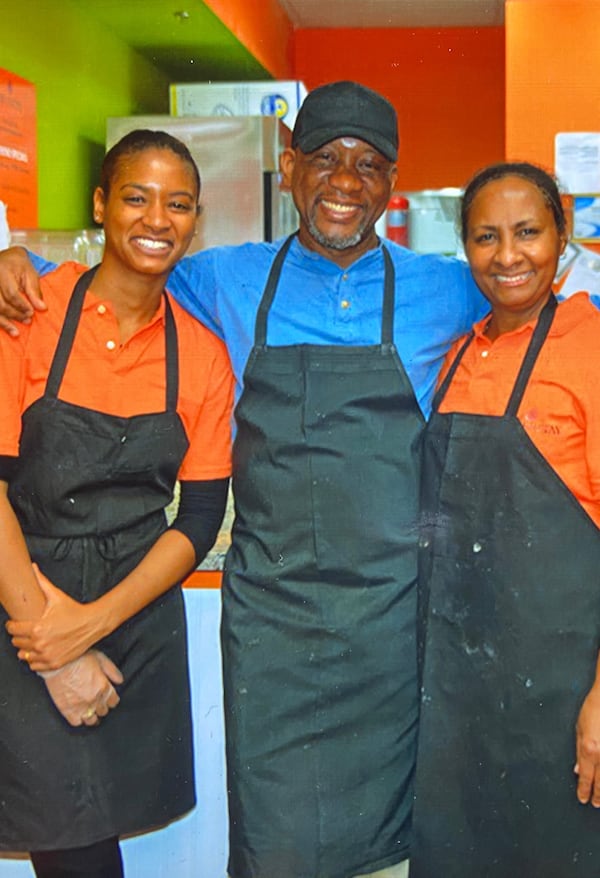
top-left (292, 81), bottom-right (398, 162)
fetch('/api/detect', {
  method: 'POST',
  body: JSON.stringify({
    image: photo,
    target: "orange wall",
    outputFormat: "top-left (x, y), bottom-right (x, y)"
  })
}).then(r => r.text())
top-left (506, 0), bottom-right (600, 171)
top-left (294, 27), bottom-right (505, 190)
top-left (203, 0), bottom-right (295, 80)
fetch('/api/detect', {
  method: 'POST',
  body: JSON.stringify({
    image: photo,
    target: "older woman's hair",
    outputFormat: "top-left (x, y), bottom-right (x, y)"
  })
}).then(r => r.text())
top-left (99, 129), bottom-right (201, 200)
top-left (460, 161), bottom-right (567, 244)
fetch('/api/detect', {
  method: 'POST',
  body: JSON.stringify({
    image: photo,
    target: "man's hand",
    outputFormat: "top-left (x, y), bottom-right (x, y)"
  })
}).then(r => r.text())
top-left (0, 246), bottom-right (46, 336)
top-left (41, 649), bottom-right (123, 727)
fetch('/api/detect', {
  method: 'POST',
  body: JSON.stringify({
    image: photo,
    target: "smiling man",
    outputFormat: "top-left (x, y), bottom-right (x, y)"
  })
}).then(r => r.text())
top-left (0, 81), bottom-right (487, 878)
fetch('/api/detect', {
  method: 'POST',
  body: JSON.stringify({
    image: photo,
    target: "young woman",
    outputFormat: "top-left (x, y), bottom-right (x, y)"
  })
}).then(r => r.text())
top-left (411, 162), bottom-right (600, 877)
top-left (0, 130), bottom-right (233, 877)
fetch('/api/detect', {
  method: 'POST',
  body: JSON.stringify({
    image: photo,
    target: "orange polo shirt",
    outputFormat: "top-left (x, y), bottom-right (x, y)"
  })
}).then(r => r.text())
top-left (437, 293), bottom-right (600, 528)
top-left (0, 262), bottom-right (233, 481)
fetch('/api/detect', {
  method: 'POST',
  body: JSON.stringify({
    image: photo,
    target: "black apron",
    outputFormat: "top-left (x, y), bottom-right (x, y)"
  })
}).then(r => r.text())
top-left (0, 268), bottom-right (195, 852)
top-left (412, 296), bottom-right (600, 877)
top-left (221, 237), bottom-right (424, 878)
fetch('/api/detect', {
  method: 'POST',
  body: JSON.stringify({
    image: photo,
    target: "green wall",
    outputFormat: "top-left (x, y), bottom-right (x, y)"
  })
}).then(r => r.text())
top-left (1, 0), bottom-right (170, 228)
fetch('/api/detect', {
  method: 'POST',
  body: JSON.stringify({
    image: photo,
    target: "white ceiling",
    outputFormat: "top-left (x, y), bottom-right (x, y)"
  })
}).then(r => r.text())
top-left (278, 0), bottom-right (505, 28)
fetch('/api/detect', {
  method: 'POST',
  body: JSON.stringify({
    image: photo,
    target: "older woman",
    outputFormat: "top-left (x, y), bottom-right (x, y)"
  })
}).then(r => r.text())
top-left (0, 130), bottom-right (233, 877)
top-left (411, 162), bottom-right (600, 877)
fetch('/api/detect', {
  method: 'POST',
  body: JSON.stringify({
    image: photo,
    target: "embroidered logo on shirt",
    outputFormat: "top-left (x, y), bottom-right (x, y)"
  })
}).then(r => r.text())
top-left (523, 409), bottom-right (561, 435)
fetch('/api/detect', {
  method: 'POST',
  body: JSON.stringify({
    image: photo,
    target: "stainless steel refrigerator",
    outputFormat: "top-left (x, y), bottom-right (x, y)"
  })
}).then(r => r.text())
top-left (106, 114), bottom-right (298, 253)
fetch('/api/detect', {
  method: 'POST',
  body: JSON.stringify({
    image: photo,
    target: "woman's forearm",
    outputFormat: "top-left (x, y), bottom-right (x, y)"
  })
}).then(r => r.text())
top-left (8, 479), bottom-right (224, 669)
top-left (9, 529), bottom-right (197, 671)
top-left (88, 477), bottom-right (227, 641)
top-left (0, 483), bottom-right (46, 620)
top-left (90, 528), bottom-right (196, 640)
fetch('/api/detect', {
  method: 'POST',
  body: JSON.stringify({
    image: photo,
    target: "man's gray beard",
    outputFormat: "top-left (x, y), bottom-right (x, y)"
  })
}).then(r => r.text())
top-left (306, 215), bottom-right (366, 251)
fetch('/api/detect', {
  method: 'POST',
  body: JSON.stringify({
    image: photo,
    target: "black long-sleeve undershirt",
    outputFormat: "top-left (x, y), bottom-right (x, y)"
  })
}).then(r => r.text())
top-left (169, 477), bottom-right (229, 565)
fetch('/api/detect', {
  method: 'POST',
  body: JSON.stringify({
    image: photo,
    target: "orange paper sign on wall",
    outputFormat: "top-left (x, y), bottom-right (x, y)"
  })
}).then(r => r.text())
top-left (0, 69), bottom-right (37, 228)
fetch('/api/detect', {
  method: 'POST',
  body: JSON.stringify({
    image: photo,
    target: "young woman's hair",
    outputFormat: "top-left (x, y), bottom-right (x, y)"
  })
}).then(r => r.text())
top-left (100, 129), bottom-right (201, 200)
top-left (460, 161), bottom-right (566, 244)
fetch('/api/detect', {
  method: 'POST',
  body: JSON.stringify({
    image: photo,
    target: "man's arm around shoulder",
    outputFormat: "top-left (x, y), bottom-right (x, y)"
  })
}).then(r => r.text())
top-left (0, 247), bottom-right (51, 335)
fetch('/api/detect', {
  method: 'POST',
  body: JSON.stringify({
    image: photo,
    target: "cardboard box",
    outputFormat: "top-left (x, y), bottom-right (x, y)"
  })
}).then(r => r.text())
top-left (170, 81), bottom-right (307, 128)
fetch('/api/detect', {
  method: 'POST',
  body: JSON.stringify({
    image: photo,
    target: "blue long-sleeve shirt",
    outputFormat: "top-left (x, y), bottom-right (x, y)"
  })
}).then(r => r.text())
top-left (32, 237), bottom-right (487, 418)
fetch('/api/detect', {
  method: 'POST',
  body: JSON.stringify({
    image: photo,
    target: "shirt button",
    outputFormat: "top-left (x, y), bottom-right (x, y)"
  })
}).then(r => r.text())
top-left (342, 273), bottom-right (349, 281)
top-left (97, 304), bottom-right (107, 315)
top-left (106, 339), bottom-right (117, 351)
top-left (481, 350), bottom-right (489, 358)
top-left (341, 299), bottom-right (350, 309)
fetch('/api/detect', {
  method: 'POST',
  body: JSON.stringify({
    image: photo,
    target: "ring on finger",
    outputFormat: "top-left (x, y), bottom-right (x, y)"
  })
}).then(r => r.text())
top-left (83, 707), bottom-right (96, 720)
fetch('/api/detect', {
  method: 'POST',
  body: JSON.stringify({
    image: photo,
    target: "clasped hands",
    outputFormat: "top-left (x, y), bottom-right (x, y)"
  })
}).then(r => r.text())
top-left (6, 564), bottom-right (123, 727)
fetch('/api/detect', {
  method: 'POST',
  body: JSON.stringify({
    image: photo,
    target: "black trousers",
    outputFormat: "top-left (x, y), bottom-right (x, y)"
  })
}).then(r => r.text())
top-left (30, 837), bottom-right (123, 878)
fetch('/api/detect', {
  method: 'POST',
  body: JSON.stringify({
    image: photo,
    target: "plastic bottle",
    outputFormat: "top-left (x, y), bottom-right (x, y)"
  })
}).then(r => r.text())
top-left (385, 194), bottom-right (409, 247)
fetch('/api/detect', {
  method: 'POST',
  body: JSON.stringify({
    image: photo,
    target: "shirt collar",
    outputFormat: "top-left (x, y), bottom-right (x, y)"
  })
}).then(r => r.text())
top-left (290, 234), bottom-right (384, 273)
top-left (471, 292), bottom-right (595, 341)
top-left (83, 286), bottom-right (167, 328)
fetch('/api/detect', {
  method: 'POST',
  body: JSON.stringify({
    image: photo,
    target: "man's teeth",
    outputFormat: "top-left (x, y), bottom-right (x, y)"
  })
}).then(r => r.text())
top-left (322, 200), bottom-right (356, 213)
top-left (137, 238), bottom-right (169, 250)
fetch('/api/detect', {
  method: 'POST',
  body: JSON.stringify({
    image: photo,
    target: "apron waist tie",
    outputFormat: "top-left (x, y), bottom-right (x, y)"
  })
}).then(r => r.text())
top-left (52, 537), bottom-right (73, 561)
top-left (49, 533), bottom-right (119, 561)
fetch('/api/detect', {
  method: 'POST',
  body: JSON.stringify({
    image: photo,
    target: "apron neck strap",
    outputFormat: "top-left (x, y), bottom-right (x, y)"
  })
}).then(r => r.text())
top-left (163, 294), bottom-right (179, 412)
top-left (45, 266), bottom-right (180, 412)
top-left (380, 244), bottom-right (395, 345)
top-left (504, 294), bottom-right (557, 416)
top-left (254, 234), bottom-right (296, 346)
top-left (46, 266), bottom-right (98, 399)
top-left (431, 331), bottom-right (474, 413)
top-left (253, 235), bottom-right (396, 347)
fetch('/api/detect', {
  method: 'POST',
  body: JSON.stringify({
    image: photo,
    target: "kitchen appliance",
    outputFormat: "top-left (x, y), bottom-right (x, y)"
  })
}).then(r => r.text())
top-left (170, 80), bottom-right (307, 129)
